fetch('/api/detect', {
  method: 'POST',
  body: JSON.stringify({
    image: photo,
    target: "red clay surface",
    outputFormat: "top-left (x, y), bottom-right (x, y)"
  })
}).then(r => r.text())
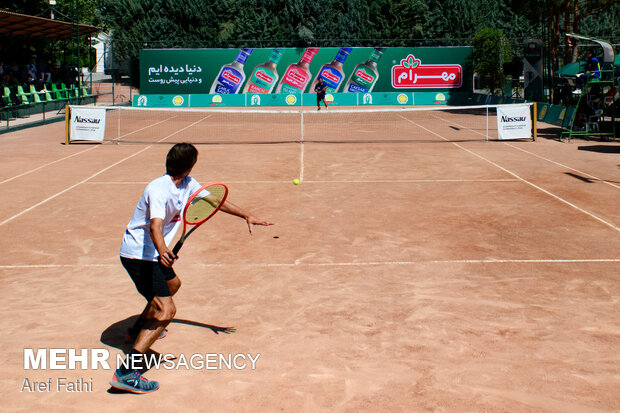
top-left (0, 111), bottom-right (618, 412)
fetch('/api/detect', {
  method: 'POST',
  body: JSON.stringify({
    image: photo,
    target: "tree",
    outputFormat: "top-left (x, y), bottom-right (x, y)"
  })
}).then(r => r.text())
top-left (471, 27), bottom-right (512, 94)
top-left (508, 0), bottom-right (620, 71)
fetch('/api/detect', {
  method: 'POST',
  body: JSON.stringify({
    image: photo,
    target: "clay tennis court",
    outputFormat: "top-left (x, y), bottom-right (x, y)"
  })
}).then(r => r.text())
top-left (1, 106), bottom-right (618, 412)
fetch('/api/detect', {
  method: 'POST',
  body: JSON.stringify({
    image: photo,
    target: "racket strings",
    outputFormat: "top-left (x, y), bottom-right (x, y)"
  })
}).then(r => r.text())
top-left (185, 185), bottom-right (227, 224)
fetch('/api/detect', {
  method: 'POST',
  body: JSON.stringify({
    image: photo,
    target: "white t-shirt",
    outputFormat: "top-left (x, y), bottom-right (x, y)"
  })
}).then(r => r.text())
top-left (120, 174), bottom-right (202, 261)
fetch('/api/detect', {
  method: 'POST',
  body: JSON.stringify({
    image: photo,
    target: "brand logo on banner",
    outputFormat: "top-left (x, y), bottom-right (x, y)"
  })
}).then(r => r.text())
top-left (137, 95), bottom-right (147, 106)
top-left (392, 55), bottom-right (462, 89)
top-left (70, 108), bottom-right (106, 142)
top-left (172, 96), bottom-right (184, 106)
top-left (497, 104), bottom-right (532, 140)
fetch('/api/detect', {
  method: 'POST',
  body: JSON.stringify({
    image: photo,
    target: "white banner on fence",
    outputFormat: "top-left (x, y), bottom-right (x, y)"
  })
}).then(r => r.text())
top-left (70, 107), bottom-right (106, 141)
top-left (496, 104), bottom-right (531, 140)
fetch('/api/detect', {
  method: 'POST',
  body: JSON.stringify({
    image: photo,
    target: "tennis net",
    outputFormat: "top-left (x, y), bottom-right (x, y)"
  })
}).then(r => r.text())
top-left (65, 104), bottom-right (533, 145)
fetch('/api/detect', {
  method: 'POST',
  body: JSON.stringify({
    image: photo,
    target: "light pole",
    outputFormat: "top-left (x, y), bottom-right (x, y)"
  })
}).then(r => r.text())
top-left (49, 0), bottom-right (56, 19)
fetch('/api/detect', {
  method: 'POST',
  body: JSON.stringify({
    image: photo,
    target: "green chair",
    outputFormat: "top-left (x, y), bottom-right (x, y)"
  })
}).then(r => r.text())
top-left (17, 93), bottom-right (30, 105)
top-left (29, 84), bottom-right (47, 103)
top-left (51, 83), bottom-right (67, 100)
top-left (16, 85), bottom-right (34, 104)
top-left (2, 87), bottom-right (14, 107)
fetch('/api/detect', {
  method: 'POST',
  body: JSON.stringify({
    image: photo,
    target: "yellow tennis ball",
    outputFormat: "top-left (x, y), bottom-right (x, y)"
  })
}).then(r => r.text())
top-left (293, 179), bottom-right (300, 185)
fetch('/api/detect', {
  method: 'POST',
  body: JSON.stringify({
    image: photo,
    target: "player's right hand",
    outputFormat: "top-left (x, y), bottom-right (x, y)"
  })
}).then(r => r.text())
top-left (159, 250), bottom-right (177, 267)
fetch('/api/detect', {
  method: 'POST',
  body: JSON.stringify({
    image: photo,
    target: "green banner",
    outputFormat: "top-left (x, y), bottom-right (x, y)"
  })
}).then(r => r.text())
top-left (132, 91), bottom-right (473, 108)
top-left (134, 94), bottom-right (190, 107)
top-left (140, 47), bottom-right (473, 95)
top-left (536, 103), bottom-right (575, 127)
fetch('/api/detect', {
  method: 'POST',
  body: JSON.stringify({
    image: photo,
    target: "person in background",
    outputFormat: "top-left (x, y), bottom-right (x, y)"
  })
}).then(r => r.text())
top-left (26, 58), bottom-right (39, 86)
top-left (574, 49), bottom-right (601, 95)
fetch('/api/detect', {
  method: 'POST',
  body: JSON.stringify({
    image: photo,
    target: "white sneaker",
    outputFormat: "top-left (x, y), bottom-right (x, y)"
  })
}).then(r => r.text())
top-left (572, 89), bottom-right (582, 95)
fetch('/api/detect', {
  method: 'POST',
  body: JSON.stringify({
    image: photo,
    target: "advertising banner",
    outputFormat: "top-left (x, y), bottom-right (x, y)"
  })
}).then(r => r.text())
top-left (497, 104), bottom-right (532, 140)
top-left (140, 47), bottom-right (473, 96)
top-left (69, 107), bottom-right (106, 142)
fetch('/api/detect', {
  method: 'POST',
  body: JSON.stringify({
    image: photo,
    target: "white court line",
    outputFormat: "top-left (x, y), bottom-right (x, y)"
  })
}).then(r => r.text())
top-left (0, 114), bottom-right (214, 227)
top-left (117, 113), bottom-right (180, 140)
top-left (0, 112), bottom-right (184, 185)
top-left (399, 114), bottom-right (619, 232)
top-left (297, 178), bottom-right (520, 183)
top-left (299, 140), bottom-right (305, 182)
top-left (0, 146), bottom-right (99, 185)
top-left (0, 147), bottom-right (152, 227)
top-left (504, 142), bottom-right (620, 190)
top-left (2, 258), bottom-right (618, 269)
top-left (433, 112), bottom-right (620, 190)
top-left (85, 178), bottom-right (521, 185)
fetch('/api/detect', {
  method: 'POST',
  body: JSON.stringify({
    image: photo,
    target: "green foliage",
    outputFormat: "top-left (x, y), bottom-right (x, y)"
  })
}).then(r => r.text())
top-left (507, 0), bottom-right (620, 69)
top-left (4, 0), bottom-right (620, 87)
top-left (471, 27), bottom-right (512, 94)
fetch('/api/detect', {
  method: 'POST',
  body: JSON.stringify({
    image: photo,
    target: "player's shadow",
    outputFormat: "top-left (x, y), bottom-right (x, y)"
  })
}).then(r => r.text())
top-left (101, 315), bottom-right (236, 394)
top-left (100, 315), bottom-right (236, 354)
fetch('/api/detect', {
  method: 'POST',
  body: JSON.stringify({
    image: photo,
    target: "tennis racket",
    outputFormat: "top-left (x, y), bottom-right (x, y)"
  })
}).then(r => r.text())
top-left (172, 182), bottom-right (228, 256)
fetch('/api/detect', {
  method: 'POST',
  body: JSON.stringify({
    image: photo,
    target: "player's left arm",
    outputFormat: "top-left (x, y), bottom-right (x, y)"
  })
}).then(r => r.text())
top-left (220, 201), bottom-right (274, 234)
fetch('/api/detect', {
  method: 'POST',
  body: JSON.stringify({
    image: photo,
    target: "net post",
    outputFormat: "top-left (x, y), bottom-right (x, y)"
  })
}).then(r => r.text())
top-left (64, 105), bottom-right (71, 145)
top-left (532, 102), bottom-right (537, 141)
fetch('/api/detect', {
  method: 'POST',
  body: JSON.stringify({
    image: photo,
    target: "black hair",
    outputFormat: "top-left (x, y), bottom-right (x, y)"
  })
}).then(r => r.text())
top-left (166, 143), bottom-right (198, 176)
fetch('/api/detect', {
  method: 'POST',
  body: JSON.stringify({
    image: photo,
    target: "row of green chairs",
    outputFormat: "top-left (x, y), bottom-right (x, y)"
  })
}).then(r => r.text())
top-left (2, 82), bottom-right (94, 108)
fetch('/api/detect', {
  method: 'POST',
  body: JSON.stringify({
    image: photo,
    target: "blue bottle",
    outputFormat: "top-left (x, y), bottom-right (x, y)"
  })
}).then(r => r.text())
top-left (209, 48), bottom-right (253, 94)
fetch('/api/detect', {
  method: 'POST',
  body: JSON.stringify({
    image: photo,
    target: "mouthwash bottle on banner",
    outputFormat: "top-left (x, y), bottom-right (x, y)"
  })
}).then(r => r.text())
top-left (209, 48), bottom-right (253, 94)
top-left (309, 47), bottom-right (353, 93)
top-left (344, 48), bottom-right (385, 93)
top-left (242, 49), bottom-right (282, 94)
top-left (275, 48), bottom-right (319, 94)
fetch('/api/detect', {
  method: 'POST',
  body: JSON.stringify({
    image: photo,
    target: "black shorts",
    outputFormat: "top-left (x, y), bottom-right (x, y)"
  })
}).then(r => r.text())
top-left (317, 92), bottom-right (326, 102)
top-left (120, 257), bottom-right (176, 301)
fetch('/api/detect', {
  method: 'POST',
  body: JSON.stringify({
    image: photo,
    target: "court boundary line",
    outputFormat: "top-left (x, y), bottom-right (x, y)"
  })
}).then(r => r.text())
top-left (299, 140), bottom-right (305, 182)
top-left (0, 147), bottom-right (153, 227)
top-left (504, 142), bottom-right (620, 190)
top-left (434, 111), bottom-right (620, 190)
top-left (399, 114), bottom-right (619, 232)
top-left (0, 112), bottom-right (185, 188)
top-left (0, 146), bottom-right (99, 185)
top-left (2, 257), bottom-right (619, 269)
top-left (0, 114), bottom-right (215, 227)
top-left (84, 178), bottom-right (522, 185)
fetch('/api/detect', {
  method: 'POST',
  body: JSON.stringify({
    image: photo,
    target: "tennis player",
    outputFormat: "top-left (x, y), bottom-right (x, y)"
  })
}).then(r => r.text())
top-left (314, 77), bottom-right (328, 110)
top-left (111, 142), bottom-right (273, 394)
